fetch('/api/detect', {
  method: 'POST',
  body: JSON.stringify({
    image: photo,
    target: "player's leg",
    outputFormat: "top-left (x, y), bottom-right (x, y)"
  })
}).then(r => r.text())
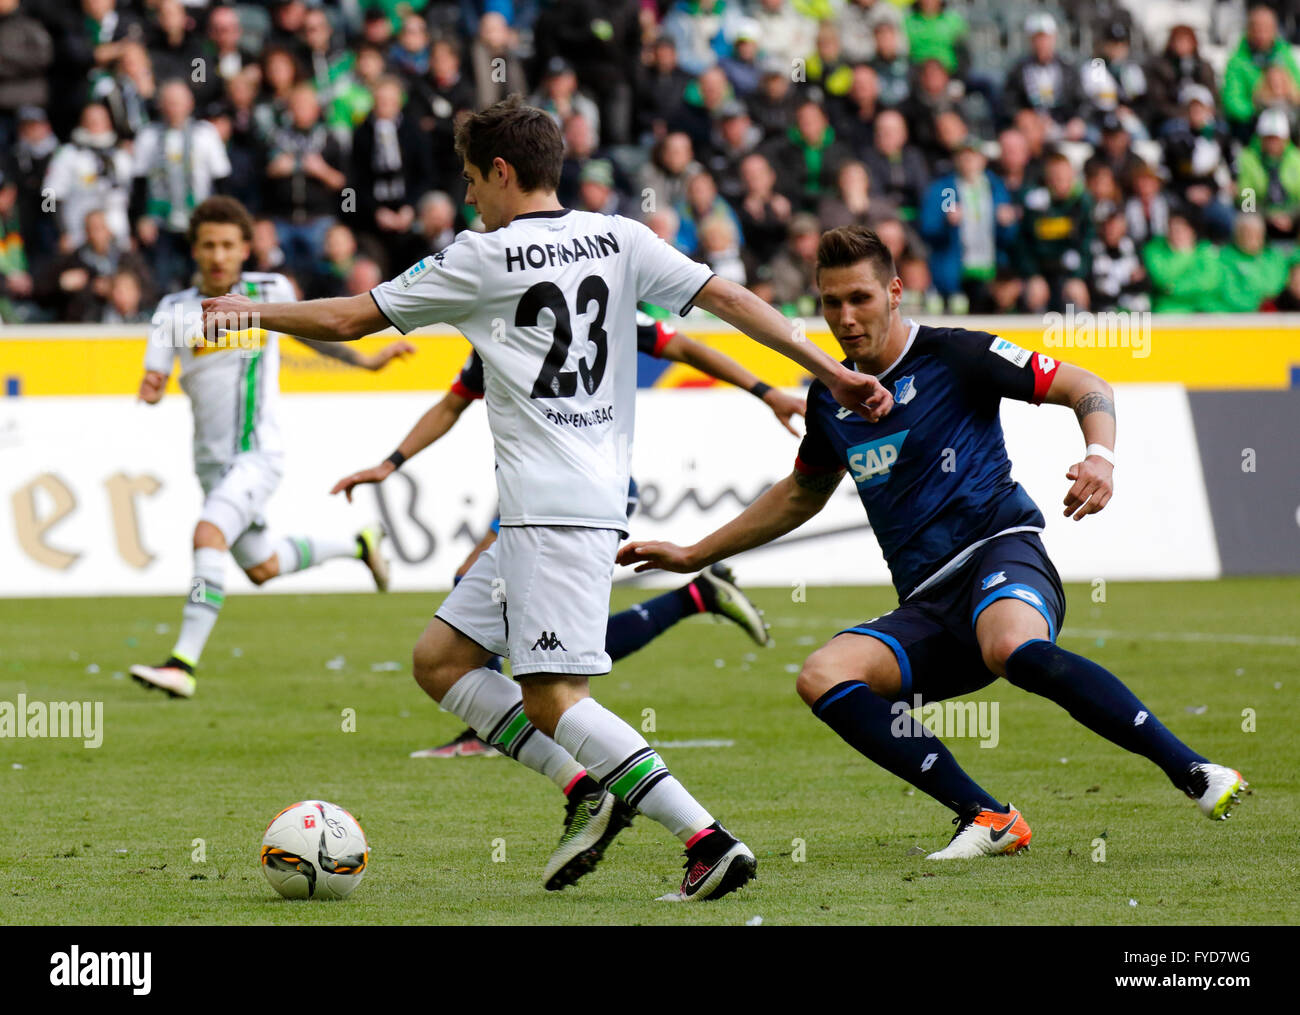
top-left (130, 457), bottom-right (256, 698)
top-left (504, 525), bottom-right (755, 901)
top-left (239, 526), bottom-right (389, 590)
top-left (412, 526), bottom-right (504, 758)
top-left (130, 518), bottom-right (228, 698)
top-left (972, 534), bottom-right (1245, 819)
top-left (797, 622), bottom-right (1016, 827)
top-left (413, 535), bottom-right (636, 887)
top-left (981, 600), bottom-right (1245, 819)
top-left (606, 563), bottom-right (770, 660)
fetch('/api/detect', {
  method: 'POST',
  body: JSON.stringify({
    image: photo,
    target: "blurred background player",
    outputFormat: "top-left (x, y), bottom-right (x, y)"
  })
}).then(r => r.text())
top-left (332, 311), bottom-right (801, 757)
top-left (130, 196), bottom-right (414, 698)
top-left (621, 226), bottom-right (1247, 859)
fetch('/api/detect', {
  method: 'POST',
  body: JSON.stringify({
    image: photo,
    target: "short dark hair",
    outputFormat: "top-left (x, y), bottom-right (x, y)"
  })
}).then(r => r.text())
top-left (454, 94), bottom-right (563, 194)
top-left (188, 195), bottom-right (254, 245)
top-left (816, 226), bottom-right (896, 285)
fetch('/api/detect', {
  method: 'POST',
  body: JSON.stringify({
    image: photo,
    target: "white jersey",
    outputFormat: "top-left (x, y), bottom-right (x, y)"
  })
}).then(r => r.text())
top-left (145, 273), bottom-right (294, 469)
top-left (372, 209), bottom-right (713, 531)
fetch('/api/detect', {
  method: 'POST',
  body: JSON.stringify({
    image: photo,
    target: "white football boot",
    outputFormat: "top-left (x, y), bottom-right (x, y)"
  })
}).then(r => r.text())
top-left (926, 805), bottom-right (1033, 859)
top-left (1188, 763), bottom-right (1248, 820)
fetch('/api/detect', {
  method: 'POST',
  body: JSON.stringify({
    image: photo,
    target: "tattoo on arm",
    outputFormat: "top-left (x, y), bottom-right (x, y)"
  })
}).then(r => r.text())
top-left (297, 337), bottom-right (362, 366)
top-left (794, 468), bottom-right (844, 496)
top-left (1074, 391), bottom-right (1115, 423)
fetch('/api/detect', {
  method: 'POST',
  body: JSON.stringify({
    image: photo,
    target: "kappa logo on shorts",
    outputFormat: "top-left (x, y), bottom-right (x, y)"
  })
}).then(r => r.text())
top-left (981, 571), bottom-right (1007, 590)
top-left (531, 631), bottom-right (567, 651)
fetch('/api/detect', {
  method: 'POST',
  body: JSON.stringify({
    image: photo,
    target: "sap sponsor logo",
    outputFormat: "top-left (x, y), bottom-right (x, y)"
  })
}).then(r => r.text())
top-left (981, 571), bottom-right (1007, 590)
top-left (50, 947), bottom-right (151, 995)
top-left (846, 431), bottom-right (910, 487)
top-left (989, 337), bottom-right (1032, 368)
top-left (893, 374), bottom-right (918, 406)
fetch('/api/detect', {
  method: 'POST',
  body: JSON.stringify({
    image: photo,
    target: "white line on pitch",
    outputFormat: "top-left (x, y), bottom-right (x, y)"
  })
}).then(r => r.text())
top-left (1062, 628), bottom-right (1299, 647)
top-left (649, 739), bottom-right (736, 749)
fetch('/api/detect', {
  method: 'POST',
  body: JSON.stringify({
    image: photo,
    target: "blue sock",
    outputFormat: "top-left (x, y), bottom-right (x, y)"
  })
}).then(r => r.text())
top-left (812, 681), bottom-right (1004, 815)
top-left (606, 585), bottom-right (698, 662)
top-left (1004, 640), bottom-right (1207, 791)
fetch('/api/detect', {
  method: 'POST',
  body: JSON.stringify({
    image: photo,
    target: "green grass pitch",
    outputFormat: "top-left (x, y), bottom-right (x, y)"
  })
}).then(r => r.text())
top-left (2, 577), bottom-right (1296, 925)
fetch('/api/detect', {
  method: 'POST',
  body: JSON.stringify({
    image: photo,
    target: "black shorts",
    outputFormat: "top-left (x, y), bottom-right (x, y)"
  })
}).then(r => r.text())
top-left (837, 531), bottom-right (1066, 705)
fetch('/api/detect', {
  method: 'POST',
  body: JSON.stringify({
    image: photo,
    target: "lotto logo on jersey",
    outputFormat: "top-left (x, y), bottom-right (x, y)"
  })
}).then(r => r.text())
top-left (846, 431), bottom-right (910, 488)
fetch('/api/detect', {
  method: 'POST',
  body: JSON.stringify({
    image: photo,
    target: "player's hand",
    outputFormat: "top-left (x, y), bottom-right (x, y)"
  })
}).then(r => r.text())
top-left (828, 368), bottom-right (893, 423)
top-left (330, 461), bottom-right (396, 502)
top-left (137, 370), bottom-right (166, 404)
top-left (363, 340), bottom-right (417, 371)
top-left (763, 389), bottom-right (806, 435)
top-left (616, 540), bottom-right (699, 574)
top-left (201, 292), bottom-right (257, 339)
top-left (1063, 457), bottom-right (1113, 520)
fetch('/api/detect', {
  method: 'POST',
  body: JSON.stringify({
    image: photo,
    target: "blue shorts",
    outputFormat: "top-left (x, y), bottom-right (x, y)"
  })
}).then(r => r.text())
top-left (837, 531), bottom-right (1065, 704)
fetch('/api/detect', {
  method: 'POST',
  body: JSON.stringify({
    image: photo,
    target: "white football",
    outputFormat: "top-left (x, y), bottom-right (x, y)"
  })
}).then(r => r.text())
top-left (260, 800), bottom-right (369, 900)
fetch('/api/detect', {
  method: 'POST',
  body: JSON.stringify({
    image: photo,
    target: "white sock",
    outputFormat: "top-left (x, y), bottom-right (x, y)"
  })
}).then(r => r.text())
top-left (273, 533), bottom-right (360, 573)
top-left (553, 698), bottom-right (714, 842)
top-left (171, 546), bottom-right (226, 667)
top-left (440, 667), bottom-right (585, 790)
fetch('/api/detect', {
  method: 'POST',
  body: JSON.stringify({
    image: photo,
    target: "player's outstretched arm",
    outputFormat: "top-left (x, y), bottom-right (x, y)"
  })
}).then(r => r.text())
top-left (617, 467), bottom-right (845, 573)
top-left (659, 332), bottom-right (806, 434)
top-left (200, 292), bottom-right (388, 344)
top-left (690, 277), bottom-right (893, 423)
top-left (330, 390), bottom-right (475, 502)
top-left (1044, 362), bottom-right (1117, 520)
top-left (296, 336), bottom-right (417, 371)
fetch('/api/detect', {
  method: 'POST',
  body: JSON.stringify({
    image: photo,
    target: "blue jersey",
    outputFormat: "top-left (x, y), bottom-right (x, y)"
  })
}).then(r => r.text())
top-left (796, 321), bottom-right (1061, 599)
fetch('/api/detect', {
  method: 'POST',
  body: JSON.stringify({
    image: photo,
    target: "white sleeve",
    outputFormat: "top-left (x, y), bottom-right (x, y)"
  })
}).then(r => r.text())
top-left (622, 217), bottom-right (714, 316)
top-left (200, 122), bottom-right (232, 182)
top-left (268, 275), bottom-right (296, 303)
top-left (133, 127), bottom-right (158, 178)
top-left (42, 149), bottom-right (73, 228)
top-left (144, 299), bottom-right (177, 375)
top-left (370, 232), bottom-right (482, 333)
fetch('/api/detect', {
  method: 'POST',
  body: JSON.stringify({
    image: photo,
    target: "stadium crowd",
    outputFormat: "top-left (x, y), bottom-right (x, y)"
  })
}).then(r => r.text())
top-left (2, 0), bottom-right (1300, 325)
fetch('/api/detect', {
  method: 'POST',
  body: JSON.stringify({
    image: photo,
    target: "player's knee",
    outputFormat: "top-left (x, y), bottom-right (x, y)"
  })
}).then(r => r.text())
top-left (244, 562), bottom-right (274, 586)
top-left (982, 633), bottom-right (1036, 677)
top-left (193, 520), bottom-right (226, 552)
top-left (411, 640), bottom-right (446, 699)
top-left (795, 652), bottom-right (840, 707)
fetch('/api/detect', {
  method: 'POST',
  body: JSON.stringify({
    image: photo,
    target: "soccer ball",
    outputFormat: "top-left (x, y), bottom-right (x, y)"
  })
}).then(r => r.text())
top-left (260, 800), bottom-right (369, 900)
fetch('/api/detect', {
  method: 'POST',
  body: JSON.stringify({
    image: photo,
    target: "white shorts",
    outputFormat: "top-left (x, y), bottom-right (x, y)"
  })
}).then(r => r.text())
top-left (196, 453), bottom-right (283, 569)
top-left (435, 525), bottom-right (618, 677)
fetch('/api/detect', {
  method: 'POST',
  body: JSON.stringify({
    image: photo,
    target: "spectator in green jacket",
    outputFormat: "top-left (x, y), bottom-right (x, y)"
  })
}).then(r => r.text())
top-left (1222, 5), bottom-right (1300, 139)
top-left (1143, 211), bottom-right (1223, 312)
top-left (1236, 109), bottom-right (1300, 239)
top-left (904, 0), bottom-right (968, 76)
top-left (1219, 212), bottom-right (1288, 311)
